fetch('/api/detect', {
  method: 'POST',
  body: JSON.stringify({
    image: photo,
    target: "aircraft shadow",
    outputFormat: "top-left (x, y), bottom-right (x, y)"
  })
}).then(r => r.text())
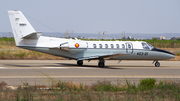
top-left (56, 63), bottom-right (124, 69)
top-left (56, 63), bottom-right (165, 68)
top-left (3, 64), bottom-right (31, 67)
top-left (3, 63), bottom-right (162, 68)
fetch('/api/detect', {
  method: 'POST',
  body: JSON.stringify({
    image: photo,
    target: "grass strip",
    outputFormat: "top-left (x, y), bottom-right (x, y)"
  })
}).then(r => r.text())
top-left (0, 78), bottom-right (180, 100)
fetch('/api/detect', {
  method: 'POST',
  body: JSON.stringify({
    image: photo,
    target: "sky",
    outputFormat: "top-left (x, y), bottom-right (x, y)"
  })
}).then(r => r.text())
top-left (1, 0), bottom-right (180, 34)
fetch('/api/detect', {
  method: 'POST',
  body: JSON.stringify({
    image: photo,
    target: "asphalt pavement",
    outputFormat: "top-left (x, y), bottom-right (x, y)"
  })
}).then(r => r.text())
top-left (0, 60), bottom-right (179, 86)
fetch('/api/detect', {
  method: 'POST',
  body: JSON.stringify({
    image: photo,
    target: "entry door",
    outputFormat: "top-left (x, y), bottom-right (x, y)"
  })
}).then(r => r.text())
top-left (125, 43), bottom-right (133, 54)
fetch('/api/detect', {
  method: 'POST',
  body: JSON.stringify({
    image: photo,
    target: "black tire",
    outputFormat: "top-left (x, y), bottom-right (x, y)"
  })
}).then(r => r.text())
top-left (98, 62), bottom-right (104, 67)
top-left (155, 62), bottom-right (160, 67)
top-left (77, 60), bottom-right (83, 66)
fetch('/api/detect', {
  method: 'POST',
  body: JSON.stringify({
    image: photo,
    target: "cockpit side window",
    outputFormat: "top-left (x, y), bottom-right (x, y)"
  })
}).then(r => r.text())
top-left (142, 43), bottom-right (150, 50)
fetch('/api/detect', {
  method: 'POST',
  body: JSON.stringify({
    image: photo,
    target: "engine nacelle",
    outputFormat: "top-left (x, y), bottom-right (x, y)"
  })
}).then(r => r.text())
top-left (60, 41), bottom-right (88, 53)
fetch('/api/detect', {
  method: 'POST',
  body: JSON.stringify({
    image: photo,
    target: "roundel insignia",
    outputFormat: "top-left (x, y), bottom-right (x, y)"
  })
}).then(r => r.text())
top-left (75, 43), bottom-right (79, 48)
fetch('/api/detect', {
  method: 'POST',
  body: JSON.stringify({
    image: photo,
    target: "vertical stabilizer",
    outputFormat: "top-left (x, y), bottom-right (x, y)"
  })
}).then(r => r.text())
top-left (8, 10), bottom-right (36, 46)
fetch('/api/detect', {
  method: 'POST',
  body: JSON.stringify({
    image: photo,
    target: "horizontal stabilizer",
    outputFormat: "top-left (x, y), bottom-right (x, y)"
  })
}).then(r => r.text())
top-left (22, 32), bottom-right (42, 39)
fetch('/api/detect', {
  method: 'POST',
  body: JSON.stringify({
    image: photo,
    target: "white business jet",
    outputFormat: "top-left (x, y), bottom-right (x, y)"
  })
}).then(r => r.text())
top-left (8, 10), bottom-right (175, 67)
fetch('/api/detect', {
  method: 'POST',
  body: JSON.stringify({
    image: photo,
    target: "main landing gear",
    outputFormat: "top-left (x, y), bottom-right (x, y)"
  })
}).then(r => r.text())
top-left (98, 58), bottom-right (105, 67)
top-left (77, 58), bottom-right (105, 67)
top-left (153, 61), bottom-right (160, 67)
top-left (77, 60), bottom-right (83, 66)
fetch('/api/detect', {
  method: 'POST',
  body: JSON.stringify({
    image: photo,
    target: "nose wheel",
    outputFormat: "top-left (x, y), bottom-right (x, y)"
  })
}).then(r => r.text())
top-left (77, 60), bottom-right (83, 66)
top-left (153, 61), bottom-right (160, 67)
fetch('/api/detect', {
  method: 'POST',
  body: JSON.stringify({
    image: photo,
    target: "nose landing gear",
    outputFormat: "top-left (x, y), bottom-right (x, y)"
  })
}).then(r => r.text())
top-left (153, 61), bottom-right (160, 67)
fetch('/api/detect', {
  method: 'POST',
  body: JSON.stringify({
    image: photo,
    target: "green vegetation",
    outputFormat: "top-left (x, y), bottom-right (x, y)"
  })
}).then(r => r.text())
top-left (81, 38), bottom-right (180, 43)
top-left (0, 78), bottom-right (180, 100)
top-left (177, 52), bottom-right (180, 56)
top-left (145, 38), bottom-right (180, 48)
top-left (0, 37), bottom-right (14, 41)
top-left (139, 78), bottom-right (156, 91)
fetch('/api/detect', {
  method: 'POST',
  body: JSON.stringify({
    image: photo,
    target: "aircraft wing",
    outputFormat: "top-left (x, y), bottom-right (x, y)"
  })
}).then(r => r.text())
top-left (77, 53), bottom-right (127, 61)
top-left (48, 46), bottom-right (128, 60)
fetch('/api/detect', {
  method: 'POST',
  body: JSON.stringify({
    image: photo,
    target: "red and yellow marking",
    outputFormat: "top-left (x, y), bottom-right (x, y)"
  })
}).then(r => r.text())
top-left (75, 43), bottom-right (80, 48)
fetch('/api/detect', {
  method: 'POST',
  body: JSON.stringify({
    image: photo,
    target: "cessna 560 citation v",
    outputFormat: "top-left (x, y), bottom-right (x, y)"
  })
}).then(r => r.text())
top-left (8, 10), bottom-right (175, 67)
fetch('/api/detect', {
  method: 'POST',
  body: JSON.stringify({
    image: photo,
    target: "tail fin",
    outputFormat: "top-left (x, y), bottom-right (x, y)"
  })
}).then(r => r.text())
top-left (8, 10), bottom-right (41, 46)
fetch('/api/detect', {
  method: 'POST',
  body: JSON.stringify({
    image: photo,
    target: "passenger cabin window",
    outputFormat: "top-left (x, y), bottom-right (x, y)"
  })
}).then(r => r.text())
top-left (122, 44), bottom-right (125, 49)
top-left (105, 44), bottom-right (108, 48)
top-left (93, 44), bottom-right (96, 48)
top-left (142, 43), bottom-right (150, 49)
top-left (99, 44), bottom-right (102, 48)
top-left (111, 44), bottom-right (114, 48)
top-left (128, 44), bottom-right (131, 49)
top-left (116, 44), bottom-right (119, 49)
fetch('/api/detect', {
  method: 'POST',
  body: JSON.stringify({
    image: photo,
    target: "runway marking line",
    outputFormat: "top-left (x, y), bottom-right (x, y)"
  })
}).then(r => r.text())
top-left (0, 76), bottom-right (180, 78)
top-left (0, 67), bottom-right (6, 69)
top-left (42, 67), bottom-right (68, 69)
top-left (74, 67), bottom-right (98, 69)
top-left (0, 67), bottom-right (99, 69)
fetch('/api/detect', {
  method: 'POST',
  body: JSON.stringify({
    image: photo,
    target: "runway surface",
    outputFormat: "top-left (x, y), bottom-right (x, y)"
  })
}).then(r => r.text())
top-left (0, 60), bottom-right (180, 86)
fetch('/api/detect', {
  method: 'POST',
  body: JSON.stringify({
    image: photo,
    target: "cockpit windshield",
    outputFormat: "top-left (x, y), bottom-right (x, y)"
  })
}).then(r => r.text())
top-left (141, 42), bottom-right (154, 50)
top-left (146, 43), bottom-right (154, 49)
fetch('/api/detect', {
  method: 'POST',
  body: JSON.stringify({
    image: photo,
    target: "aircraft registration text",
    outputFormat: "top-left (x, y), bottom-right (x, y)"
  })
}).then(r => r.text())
top-left (137, 52), bottom-right (148, 56)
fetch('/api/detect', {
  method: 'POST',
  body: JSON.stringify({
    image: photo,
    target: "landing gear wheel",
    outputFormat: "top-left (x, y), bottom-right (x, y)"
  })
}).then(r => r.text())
top-left (98, 62), bottom-right (104, 67)
top-left (155, 61), bottom-right (160, 67)
top-left (77, 60), bottom-right (83, 66)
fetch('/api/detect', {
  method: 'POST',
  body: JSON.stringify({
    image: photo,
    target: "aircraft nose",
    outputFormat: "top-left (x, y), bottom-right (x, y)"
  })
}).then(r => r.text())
top-left (168, 53), bottom-right (175, 59)
top-left (163, 51), bottom-right (175, 59)
top-left (152, 48), bottom-right (175, 59)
